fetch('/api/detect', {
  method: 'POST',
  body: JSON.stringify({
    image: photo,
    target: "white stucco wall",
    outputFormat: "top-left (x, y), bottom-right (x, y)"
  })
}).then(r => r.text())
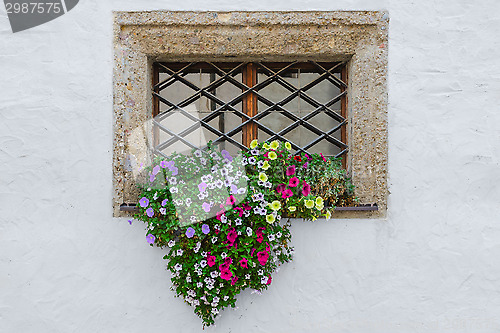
top-left (1, 1), bottom-right (500, 332)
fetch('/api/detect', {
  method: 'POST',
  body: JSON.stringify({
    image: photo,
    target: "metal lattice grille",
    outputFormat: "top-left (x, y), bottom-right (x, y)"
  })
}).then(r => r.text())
top-left (152, 61), bottom-right (348, 165)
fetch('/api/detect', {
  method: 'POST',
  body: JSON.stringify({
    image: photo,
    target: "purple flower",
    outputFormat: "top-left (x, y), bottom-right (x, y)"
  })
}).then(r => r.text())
top-left (139, 197), bottom-right (149, 208)
top-left (286, 165), bottom-right (296, 176)
top-left (230, 184), bottom-right (238, 194)
top-left (171, 167), bottom-right (179, 176)
top-left (149, 173), bottom-right (155, 182)
top-left (161, 199), bottom-right (168, 206)
top-left (186, 227), bottom-right (195, 238)
top-left (198, 182), bottom-right (208, 193)
top-left (160, 161), bottom-right (168, 168)
top-left (221, 150), bottom-right (233, 161)
top-left (303, 162), bottom-right (308, 168)
top-left (152, 165), bottom-right (160, 175)
top-left (146, 234), bottom-right (155, 244)
top-left (202, 224), bottom-right (210, 234)
top-left (128, 219), bottom-right (133, 225)
top-left (146, 208), bottom-right (154, 217)
top-left (202, 202), bottom-right (211, 213)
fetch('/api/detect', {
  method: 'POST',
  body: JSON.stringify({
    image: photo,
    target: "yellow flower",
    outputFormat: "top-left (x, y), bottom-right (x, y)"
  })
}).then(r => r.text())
top-left (315, 197), bottom-right (324, 206)
top-left (263, 143), bottom-right (271, 150)
top-left (312, 216), bottom-right (317, 221)
top-left (285, 141), bottom-right (292, 150)
top-left (288, 206), bottom-right (296, 212)
top-left (259, 172), bottom-right (268, 182)
top-left (325, 210), bottom-right (332, 220)
top-left (266, 214), bottom-right (275, 223)
top-left (305, 200), bottom-right (314, 209)
top-left (269, 200), bottom-right (281, 211)
top-left (316, 203), bottom-right (324, 211)
top-left (250, 139), bottom-right (259, 149)
top-left (270, 140), bottom-right (279, 150)
top-left (261, 160), bottom-right (270, 170)
top-left (268, 151), bottom-right (277, 160)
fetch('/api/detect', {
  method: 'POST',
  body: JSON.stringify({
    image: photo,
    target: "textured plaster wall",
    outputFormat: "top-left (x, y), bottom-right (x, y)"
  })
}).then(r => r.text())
top-left (1, 1), bottom-right (500, 332)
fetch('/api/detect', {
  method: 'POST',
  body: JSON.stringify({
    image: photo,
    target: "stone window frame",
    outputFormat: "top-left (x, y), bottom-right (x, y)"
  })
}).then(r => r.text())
top-left (112, 10), bottom-right (389, 218)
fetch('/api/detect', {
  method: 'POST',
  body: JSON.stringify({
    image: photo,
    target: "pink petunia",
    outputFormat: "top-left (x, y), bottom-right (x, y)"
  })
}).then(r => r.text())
top-left (227, 228), bottom-right (238, 244)
top-left (257, 251), bottom-right (270, 266)
top-left (251, 248), bottom-right (256, 257)
top-left (239, 258), bottom-right (248, 268)
top-left (231, 275), bottom-right (238, 286)
top-left (286, 165), bottom-right (296, 176)
top-left (234, 206), bottom-right (244, 217)
top-left (320, 153), bottom-right (327, 162)
top-left (216, 210), bottom-right (225, 221)
top-left (266, 275), bottom-right (272, 285)
top-left (207, 255), bottom-right (216, 267)
top-left (226, 195), bottom-right (236, 206)
top-left (302, 182), bottom-right (311, 196)
top-left (288, 177), bottom-right (299, 187)
top-left (220, 270), bottom-right (233, 281)
top-left (282, 189), bottom-right (293, 199)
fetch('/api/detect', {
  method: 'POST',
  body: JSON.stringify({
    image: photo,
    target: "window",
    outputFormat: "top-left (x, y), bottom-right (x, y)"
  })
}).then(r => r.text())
top-left (113, 11), bottom-right (388, 217)
top-left (151, 61), bottom-right (348, 168)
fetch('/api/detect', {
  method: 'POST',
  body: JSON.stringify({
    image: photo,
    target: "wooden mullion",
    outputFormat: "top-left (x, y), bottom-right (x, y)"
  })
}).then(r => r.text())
top-left (242, 62), bottom-right (258, 147)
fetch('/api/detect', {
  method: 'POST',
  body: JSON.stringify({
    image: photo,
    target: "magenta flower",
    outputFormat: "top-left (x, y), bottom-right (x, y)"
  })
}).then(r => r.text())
top-left (239, 258), bottom-right (248, 268)
top-left (303, 162), bottom-right (308, 168)
top-left (207, 255), bottom-right (216, 267)
top-left (202, 202), bottom-right (211, 213)
top-left (146, 234), bottom-right (155, 244)
top-left (231, 275), bottom-right (238, 286)
top-left (286, 165), bottom-right (296, 176)
top-left (186, 227), bottom-right (195, 238)
top-left (266, 275), bottom-right (272, 285)
top-left (255, 227), bottom-right (265, 243)
top-left (202, 224), bottom-right (210, 234)
top-left (276, 183), bottom-right (286, 193)
top-left (216, 210), bottom-right (225, 221)
top-left (251, 248), bottom-right (256, 257)
top-left (282, 189), bottom-right (293, 199)
top-left (302, 182), bottom-right (311, 196)
top-left (220, 270), bottom-right (233, 281)
top-left (138, 197), bottom-right (148, 208)
top-left (227, 228), bottom-right (238, 244)
top-left (320, 153), bottom-right (327, 162)
top-left (234, 206), bottom-right (244, 217)
top-left (257, 251), bottom-right (270, 266)
top-left (226, 195), bottom-right (236, 206)
top-left (288, 177), bottom-right (299, 187)
top-left (198, 182), bottom-right (207, 192)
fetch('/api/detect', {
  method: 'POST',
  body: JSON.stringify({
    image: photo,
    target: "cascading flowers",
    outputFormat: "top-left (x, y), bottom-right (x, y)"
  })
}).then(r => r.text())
top-left (133, 140), bottom-right (356, 326)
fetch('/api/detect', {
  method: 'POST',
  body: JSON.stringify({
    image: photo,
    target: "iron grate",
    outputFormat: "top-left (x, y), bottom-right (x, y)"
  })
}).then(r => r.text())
top-left (151, 61), bottom-right (348, 163)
